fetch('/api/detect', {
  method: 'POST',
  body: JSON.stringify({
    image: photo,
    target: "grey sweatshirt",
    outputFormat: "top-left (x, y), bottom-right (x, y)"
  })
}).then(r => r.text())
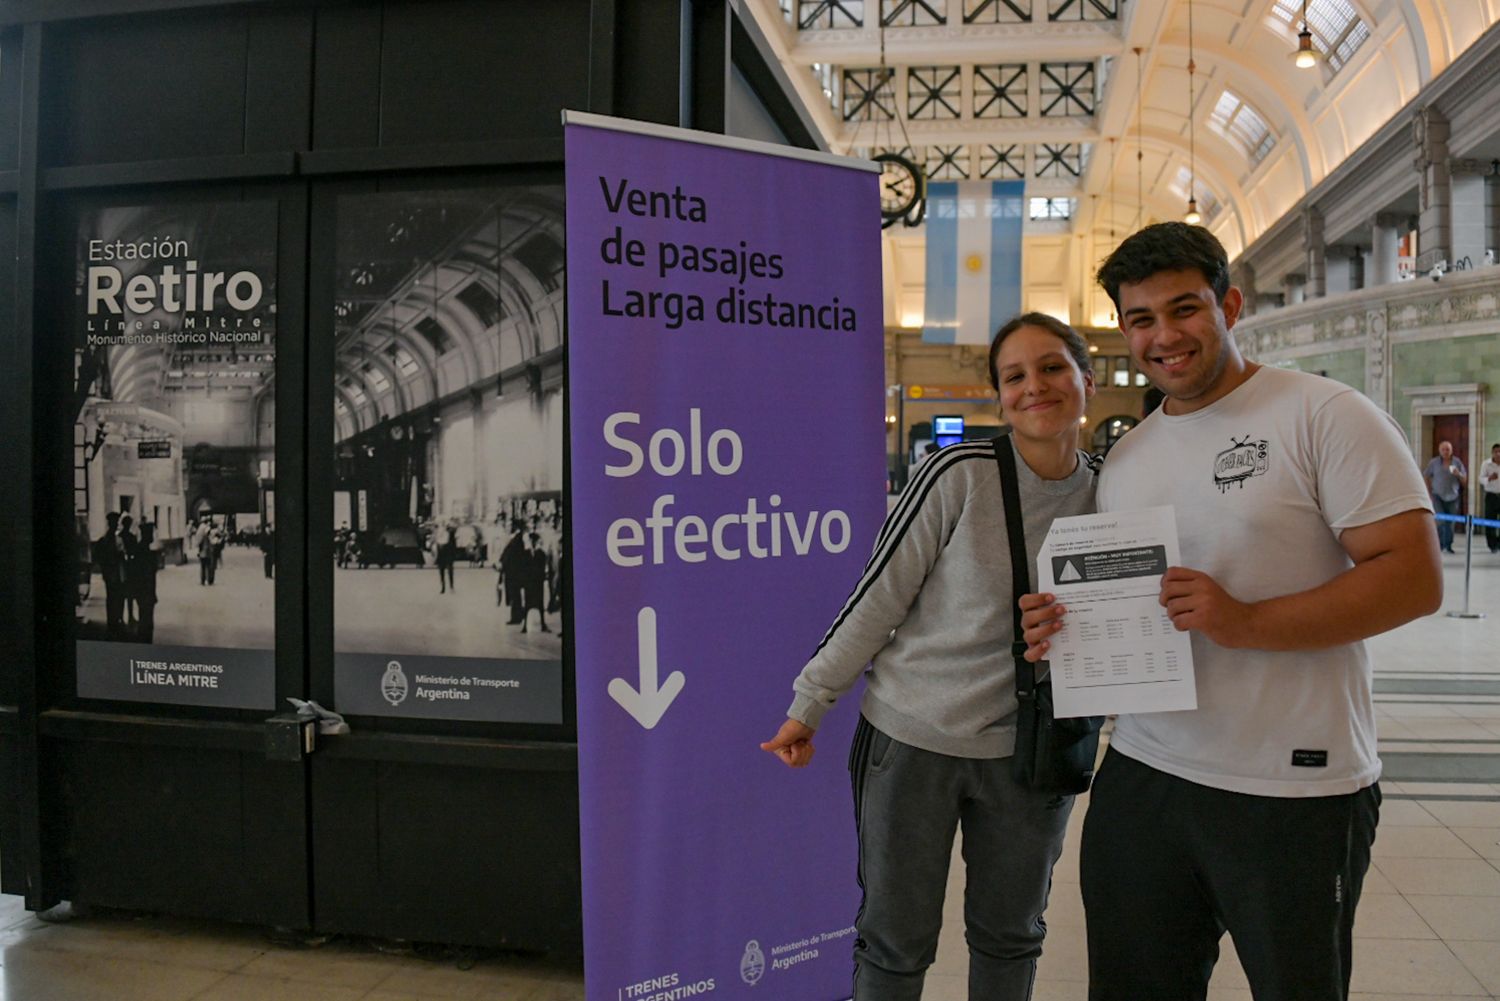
top-left (788, 439), bottom-right (1098, 759)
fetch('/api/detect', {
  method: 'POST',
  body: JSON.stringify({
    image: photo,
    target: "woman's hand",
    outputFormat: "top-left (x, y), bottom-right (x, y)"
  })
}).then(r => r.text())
top-left (760, 718), bottom-right (816, 768)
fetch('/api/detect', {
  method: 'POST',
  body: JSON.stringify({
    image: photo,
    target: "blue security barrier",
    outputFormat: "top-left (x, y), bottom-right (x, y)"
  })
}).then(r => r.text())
top-left (1433, 513), bottom-right (1500, 528)
top-left (1431, 513), bottom-right (1496, 619)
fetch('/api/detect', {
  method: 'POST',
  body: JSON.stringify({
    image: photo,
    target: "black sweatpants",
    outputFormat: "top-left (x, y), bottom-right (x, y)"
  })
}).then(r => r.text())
top-left (847, 717), bottom-right (1073, 1001)
top-left (1081, 749), bottom-right (1379, 1001)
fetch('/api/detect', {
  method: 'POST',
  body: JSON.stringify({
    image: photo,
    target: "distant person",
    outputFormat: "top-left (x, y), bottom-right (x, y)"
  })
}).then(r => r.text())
top-left (1141, 385), bottom-right (1165, 417)
top-left (260, 526), bottom-right (275, 579)
top-left (520, 532), bottom-right (551, 633)
top-left (195, 521), bottom-right (216, 586)
top-left (127, 523), bottom-right (160, 643)
top-left (118, 514), bottom-right (139, 629)
top-left (1481, 442), bottom-right (1500, 553)
top-left (497, 520), bottom-right (527, 622)
top-left (1424, 440), bottom-right (1467, 553)
top-left (436, 521), bottom-right (458, 594)
top-left (94, 511), bottom-right (126, 638)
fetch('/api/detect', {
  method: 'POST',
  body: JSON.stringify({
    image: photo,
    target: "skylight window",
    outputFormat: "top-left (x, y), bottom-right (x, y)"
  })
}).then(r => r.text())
top-left (1029, 197), bottom-right (1075, 221)
top-left (365, 366), bottom-right (391, 393)
top-left (1210, 89), bottom-right (1275, 167)
top-left (1269, 0), bottom-right (1369, 73)
top-left (386, 346), bottom-right (420, 377)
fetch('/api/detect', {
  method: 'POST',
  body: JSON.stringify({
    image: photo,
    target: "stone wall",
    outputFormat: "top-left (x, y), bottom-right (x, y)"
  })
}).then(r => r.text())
top-left (1234, 268), bottom-right (1499, 510)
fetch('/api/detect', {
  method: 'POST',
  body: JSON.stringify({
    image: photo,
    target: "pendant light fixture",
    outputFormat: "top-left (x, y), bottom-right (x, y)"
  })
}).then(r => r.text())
top-left (1184, 0), bottom-right (1202, 225)
top-left (1291, 0), bottom-right (1320, 68)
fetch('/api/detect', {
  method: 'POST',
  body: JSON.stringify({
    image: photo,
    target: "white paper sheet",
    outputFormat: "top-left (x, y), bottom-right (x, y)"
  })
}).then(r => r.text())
top-left (1036, 506), bottom-right (1197, 718)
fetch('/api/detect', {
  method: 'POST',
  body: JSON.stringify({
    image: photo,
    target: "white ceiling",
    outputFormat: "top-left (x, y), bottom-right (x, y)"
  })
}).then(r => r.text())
top-left (745, 0), bottom-right (1500, 328)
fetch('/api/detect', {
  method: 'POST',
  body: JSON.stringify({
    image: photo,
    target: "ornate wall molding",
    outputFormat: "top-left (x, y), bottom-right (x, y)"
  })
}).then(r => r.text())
top-left (1236, 270), bottom-right (1500, 420)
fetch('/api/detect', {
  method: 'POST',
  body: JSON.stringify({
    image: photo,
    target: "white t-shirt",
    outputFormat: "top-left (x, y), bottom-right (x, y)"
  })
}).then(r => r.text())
top-left (1098, 366), bottom-right (1432, 797)
top-left (1481, 458), bottom-right (1500, 495)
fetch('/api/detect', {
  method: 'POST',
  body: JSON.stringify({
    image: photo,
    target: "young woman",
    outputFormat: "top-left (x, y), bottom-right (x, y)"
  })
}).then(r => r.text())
top-left (761, 313), bottom-right (1098, 1001)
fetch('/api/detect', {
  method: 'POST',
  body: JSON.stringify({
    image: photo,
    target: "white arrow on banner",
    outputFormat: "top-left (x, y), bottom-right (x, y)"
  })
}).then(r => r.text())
top-left (608, 607), bottom-right (685, 730)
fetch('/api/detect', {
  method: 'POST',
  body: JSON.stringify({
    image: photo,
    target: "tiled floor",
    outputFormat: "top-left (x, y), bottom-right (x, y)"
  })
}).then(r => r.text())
top-left (1, 553), bottom-right (1496, 1000)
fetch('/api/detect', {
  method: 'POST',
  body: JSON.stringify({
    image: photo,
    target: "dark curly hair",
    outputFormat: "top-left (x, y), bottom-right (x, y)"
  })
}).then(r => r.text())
top-left (1096, 222), bottom-right (1231, 312)
top-left (986, 312), bottom-right (1091, 392)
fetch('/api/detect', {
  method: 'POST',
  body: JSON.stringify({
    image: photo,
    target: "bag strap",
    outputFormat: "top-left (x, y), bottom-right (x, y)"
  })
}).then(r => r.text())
top-left (992, 435), bottom-right (1036, 700)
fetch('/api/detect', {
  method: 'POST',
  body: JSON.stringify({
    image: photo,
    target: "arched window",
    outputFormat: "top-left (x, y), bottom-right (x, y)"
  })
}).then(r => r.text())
top-left (1269, 0), bottom-right (1370, 74)
top-left (1092, 415), bottom-right (1138, 454)
top-left (1209, 89), bottom-right (1275, 167)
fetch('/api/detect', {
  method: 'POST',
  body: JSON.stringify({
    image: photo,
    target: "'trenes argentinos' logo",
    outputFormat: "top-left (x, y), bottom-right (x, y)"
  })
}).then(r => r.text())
top-left (1214, 436), bottom-right (1269, 493)
top-left (740, 940), bottom-right (766, 985)
top-left (381, 660), bottom-right (409, 706)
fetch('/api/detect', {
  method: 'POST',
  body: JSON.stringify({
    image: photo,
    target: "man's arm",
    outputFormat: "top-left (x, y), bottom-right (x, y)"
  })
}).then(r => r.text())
top-left (1158, 508), bottom-right (1442, 650)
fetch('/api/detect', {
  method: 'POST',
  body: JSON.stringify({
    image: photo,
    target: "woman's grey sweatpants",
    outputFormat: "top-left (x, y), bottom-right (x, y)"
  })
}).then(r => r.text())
top-left (848, 717), bottom-right (1074, 1001)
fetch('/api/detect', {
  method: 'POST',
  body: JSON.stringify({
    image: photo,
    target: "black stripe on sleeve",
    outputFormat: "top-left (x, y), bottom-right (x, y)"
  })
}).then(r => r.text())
top-left (810, 444), bottom-right (994, 656)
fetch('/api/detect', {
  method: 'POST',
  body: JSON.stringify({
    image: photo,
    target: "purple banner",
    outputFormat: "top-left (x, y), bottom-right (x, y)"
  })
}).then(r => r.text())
top-left (565, 115), bottom-right (885, 1001)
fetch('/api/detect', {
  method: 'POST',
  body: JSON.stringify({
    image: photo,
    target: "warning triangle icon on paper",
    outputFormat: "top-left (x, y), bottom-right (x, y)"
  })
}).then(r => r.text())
top-left (1059, 560), bottom-right (1083, 583)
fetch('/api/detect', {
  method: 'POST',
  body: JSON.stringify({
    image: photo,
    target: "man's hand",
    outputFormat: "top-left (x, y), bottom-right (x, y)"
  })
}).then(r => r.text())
top-left (761, 718), bottom-right (816, 768)
top-left (1019, 592), bottom-right (1066, 662)
top-left (1159, 567), bottom-right (1258, 648)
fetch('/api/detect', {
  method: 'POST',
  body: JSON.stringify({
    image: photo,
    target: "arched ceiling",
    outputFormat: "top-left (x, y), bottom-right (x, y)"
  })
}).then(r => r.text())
top-left (746, 0), bottom-right (1500, 327)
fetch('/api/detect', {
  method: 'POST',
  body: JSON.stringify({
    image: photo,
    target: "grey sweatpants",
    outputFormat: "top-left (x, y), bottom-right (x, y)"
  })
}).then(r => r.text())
top-left (848, 717), bottom-right (1074, 1001)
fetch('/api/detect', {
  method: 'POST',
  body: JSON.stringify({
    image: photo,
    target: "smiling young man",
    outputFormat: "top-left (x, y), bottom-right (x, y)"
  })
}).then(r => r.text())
top-left (1024, 223), bottom-right (1443, 1001)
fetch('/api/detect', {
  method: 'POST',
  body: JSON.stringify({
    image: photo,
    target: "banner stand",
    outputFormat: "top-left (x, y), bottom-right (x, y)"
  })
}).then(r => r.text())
top-left (564, 111), bottom-right (885, 1000)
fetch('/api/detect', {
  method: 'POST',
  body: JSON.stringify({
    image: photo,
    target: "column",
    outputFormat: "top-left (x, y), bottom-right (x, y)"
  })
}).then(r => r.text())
top-left (1303, 206), bottom-right (1326, 298)
top-left (1414, 105), bottom-right (1452, 274)
top-left (1325, 244), bottom-right (1358, 295)
top-left (1449, 159), bottom-right (1488, 269)
top-left (1370, 212), bottom-right (1403, 285)
top-left (1283, 272), bottom-right (1306, 305)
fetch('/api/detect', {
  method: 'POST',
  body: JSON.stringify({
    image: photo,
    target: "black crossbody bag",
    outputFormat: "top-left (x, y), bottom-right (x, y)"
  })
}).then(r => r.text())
top-left (993, 434), bottom-right (1105, 796)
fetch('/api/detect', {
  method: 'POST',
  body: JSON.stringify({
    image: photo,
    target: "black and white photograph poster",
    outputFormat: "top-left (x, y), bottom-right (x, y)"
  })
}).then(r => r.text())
top-left (330, 188), bottom-right (565, 723)
top-left (73, 201), bottom-right (278, 708)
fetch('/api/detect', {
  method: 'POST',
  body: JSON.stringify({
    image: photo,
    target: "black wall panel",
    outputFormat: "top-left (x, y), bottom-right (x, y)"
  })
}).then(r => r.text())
top-left (311, 6), bottom-right (382, 150)
top-left (377, 0), bottom-right (591, 147)
top-left (41, 11), bottom-right (252, 166)
top-left (614, 0), bottom-right (686, 127)
top-left (0, 30), bottom-right (21, 170)
top-left (55, 741), bottom-right (308, 927)
top-left (311, 758), bottom-right (582, 950)
top-left (0, 731), bottom-right (23, 894)
top-left (0, 198), bottom-right (16, 711)
top-left (245, 10), bottom-right (314, 154)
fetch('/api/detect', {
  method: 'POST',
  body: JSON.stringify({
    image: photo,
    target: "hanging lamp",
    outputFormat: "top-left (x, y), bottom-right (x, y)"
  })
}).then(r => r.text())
top-left (1291, 0), bottom-right (1320, 68)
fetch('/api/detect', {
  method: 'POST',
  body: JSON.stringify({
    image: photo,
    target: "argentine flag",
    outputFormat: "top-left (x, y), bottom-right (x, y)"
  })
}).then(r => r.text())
top-left (922, 180), bottom-right (1025, 345)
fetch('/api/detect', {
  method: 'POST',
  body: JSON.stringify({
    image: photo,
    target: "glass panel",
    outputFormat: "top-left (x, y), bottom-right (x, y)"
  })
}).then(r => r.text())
top-left (72, 201), bottom-right (279, 707)
top-left (332, 187), bottom-right (566, 722)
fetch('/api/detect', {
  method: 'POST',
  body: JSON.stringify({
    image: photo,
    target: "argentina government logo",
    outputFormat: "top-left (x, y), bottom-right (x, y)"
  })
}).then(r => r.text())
top-left (740, 939), bottom-right (765, 986)
top-left (381, 660), bottom-right (409, 706)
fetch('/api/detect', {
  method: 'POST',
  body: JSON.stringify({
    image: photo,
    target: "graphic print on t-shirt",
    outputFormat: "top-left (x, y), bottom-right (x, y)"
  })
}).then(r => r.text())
top-left (1213, 436), bottom-right (1270, 493)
